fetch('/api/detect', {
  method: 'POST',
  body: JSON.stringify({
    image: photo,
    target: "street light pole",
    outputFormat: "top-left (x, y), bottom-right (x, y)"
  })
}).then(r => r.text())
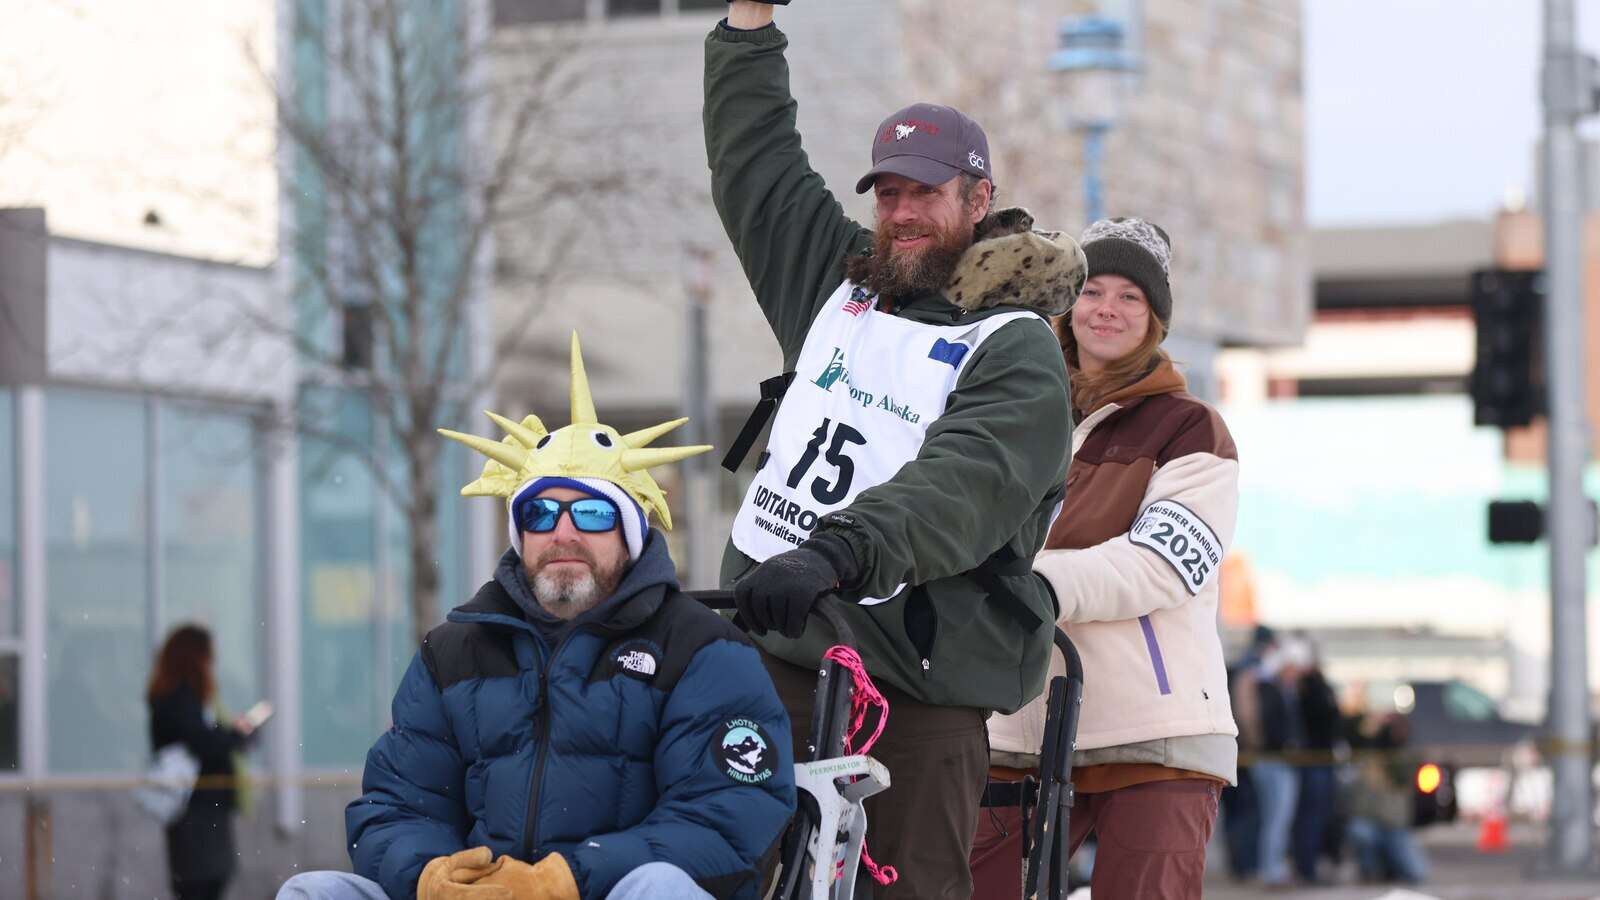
top-left (682, 244), bottom-right (717, 590)
top-left (1082, 122), bottom-right (1110, 225)
top-left (1540, 0), bottom-right (1596, 874)
top-left (1049, 16), bottom-right (1138, 228)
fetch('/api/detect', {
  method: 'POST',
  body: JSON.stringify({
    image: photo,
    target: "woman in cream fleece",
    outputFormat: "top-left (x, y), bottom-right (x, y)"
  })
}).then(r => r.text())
top-left (973, 218), bottom-right (1240, 900)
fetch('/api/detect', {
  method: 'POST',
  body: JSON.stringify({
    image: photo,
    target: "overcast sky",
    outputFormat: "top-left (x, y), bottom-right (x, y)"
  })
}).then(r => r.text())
top-left (1305, 0), bottom-right (1600, 226)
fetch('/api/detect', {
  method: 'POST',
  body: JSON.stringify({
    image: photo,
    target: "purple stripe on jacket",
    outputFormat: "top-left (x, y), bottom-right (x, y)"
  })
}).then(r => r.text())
top-left (1138, 614), bottom-right (1172, 695)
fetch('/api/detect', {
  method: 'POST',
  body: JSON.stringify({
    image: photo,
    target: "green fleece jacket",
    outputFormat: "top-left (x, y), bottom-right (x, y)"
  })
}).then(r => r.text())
top-left (705, 21), bottom-right (1075, 714)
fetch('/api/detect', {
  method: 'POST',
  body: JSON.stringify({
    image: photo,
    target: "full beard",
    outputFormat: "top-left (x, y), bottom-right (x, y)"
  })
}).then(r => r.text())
top-left (527, 547), bottom-right (627, 620)
top-left (861, 220), bottom-right (972, 300)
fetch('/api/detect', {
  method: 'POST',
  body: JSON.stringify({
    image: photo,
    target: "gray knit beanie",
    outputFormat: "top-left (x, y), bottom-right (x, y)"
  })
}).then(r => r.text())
top-left (1079, 217), bottom-right (1173, 327)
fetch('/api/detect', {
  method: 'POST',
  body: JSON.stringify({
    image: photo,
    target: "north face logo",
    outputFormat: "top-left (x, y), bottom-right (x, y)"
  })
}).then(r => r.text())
top-left (617, 650), bottom-right (656, 676)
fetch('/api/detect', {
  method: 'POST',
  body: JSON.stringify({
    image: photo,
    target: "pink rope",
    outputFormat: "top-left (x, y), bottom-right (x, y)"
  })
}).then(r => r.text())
top-left (822, 645), bottom-right (899, 887)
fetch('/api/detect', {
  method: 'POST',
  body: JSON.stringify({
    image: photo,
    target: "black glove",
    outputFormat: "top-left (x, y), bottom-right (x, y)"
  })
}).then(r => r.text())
top-left (735, 535), bottom-right (857, 639)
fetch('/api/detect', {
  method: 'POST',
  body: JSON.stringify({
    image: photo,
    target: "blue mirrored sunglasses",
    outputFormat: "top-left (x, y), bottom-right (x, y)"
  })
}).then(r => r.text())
top-left (515, 496), bottom-right (620, 534)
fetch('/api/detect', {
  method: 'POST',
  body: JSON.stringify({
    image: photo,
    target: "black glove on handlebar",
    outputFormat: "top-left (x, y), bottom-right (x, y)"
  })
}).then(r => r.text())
top-left (735, 534), bottom-right (857, 639)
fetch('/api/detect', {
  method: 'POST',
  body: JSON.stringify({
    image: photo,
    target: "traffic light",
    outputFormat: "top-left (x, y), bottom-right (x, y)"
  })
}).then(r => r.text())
top-left (1487, 498), bottom-right (1599, 545)
top-left (1470, 269), bottom-right (1544, 428)
top-left (1487, 500), bottom-right (1543, 543)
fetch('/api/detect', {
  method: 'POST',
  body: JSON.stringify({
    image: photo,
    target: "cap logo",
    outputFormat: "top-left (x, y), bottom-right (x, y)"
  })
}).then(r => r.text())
top-left (968, 151), bottom-right (985, 171)
top-left (881, 119), bottom-right (942, 143)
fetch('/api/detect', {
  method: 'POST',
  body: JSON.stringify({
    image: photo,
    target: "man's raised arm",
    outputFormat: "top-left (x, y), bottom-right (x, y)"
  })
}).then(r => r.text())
top-left (704, 1), bottom-right (869, 361)
top-left (726, 0), bottom-right (774, 30)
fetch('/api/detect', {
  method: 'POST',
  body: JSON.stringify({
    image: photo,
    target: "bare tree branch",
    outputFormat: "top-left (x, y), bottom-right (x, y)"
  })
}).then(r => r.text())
top-left (261, 0), bottom-right (630, 645)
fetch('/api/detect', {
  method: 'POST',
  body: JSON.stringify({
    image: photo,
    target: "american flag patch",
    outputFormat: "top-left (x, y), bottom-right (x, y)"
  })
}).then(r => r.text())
top-left (843, 287), bottom-right (873, 317)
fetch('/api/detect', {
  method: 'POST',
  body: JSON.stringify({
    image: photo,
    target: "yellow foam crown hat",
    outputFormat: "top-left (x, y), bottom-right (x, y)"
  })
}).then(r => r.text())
top-left (438, 333), bottom-right (711, 529)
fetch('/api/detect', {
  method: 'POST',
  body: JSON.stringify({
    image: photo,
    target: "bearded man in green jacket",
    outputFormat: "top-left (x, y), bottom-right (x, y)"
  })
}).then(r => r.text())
top-left (706, 3), bottom-right (1082, 897)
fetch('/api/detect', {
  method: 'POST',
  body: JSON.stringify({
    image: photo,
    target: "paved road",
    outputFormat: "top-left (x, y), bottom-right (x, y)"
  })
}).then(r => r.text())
top-left (1195, 823), bottom-right (1600, 900)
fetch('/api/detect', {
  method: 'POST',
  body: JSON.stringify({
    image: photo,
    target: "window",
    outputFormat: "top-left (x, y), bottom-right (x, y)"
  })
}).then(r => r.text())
top-left (42, 390), bottom-right (266, 774)
top-left (608, 0), bottom-right (657, 14)
top-left (495, 0), bottom-right (584, 24)
top-left (341, 303), bottom-right (374, 372)
top-left (300, 386), bottom-right (380, 767)
top-left (495, 0), bottom-right (723, 24)
top-left (377, 439), bottom-right (470, 694)
top-left (1443, 681), bottom-right (1499, 723)
top-left (0, 389), bottom-right (17, 770)
top-left (0, 389), bottom-right (15, 636)
top-left (45, 389), bottom-right (149, 773)
top-left (160, 404), bottom-right (262, 717)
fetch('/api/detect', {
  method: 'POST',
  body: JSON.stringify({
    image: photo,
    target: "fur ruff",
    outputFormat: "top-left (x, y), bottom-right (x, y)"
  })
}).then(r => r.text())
top-left (845, 207), bottom-right (1087, 317)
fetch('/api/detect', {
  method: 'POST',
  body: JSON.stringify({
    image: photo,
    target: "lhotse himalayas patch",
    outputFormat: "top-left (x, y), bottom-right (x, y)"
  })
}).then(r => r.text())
top-left (713, 718), bottom-right (776, 784)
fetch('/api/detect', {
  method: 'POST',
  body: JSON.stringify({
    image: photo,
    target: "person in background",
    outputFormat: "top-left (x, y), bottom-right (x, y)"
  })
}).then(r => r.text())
top-left (147, 624), bottom-right (259, 900)
top-left (1254, 635), bottom-right (1311, 888)
top-left (1221, 624), bottom-right (1277, 880)
top-left (1346, 713), bottom-right (1430, 884)
top-left (1290, 637), bottom-right (1343, 884)
top-left (982, 218), bottom-right (1241, 899)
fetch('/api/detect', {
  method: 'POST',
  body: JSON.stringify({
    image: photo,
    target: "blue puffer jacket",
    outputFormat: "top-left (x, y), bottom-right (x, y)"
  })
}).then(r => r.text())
top-left (346, 532), bottom-right (796, 900)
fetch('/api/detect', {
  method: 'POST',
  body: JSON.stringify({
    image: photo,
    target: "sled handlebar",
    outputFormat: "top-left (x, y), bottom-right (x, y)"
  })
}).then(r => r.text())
top-left (687, 590), bottom-right (857, 652)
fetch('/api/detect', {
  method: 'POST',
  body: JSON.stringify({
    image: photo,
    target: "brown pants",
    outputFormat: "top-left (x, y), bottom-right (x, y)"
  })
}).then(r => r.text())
top-left (970, 778), bottom-right (1220, 900)
top-left (763, 652), bottom-right (989, 900)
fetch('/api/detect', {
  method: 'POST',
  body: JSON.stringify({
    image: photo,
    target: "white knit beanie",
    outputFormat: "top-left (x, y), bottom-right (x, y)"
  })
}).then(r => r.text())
top-left (508, 476), bottom-right (648, 561)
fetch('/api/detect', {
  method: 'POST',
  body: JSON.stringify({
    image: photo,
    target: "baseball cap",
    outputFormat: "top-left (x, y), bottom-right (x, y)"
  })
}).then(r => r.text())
top-left (854, 102), bottom-right (993, 194)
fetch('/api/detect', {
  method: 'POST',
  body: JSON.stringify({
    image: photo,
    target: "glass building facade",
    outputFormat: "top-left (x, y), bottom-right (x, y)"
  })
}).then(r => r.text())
top-left (0, 375), bottom-right (473, 777)
top-left (32, 389), bottom-right (266, 775)
top-left (0, 0), bottom-right (482, 799)
top-left (287, 0), bottom-right (476, 770)
top-left (0, 384), bottom-right (271, 779)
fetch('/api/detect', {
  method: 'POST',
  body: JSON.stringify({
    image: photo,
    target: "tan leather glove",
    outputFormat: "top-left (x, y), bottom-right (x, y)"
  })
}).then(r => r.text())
top-left (470, 853), bottom-right (580, 900)
top-left (416, 847), bottom-right (502, 900)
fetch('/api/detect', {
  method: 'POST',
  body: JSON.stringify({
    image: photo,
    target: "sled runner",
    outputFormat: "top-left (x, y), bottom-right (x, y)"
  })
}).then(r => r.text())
top-left (974, 627), bottom-right (1084, 899)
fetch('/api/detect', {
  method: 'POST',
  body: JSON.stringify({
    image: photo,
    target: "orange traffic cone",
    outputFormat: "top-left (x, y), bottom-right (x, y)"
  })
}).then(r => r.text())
top-left (1476, 811), bottom-right (1509, 853)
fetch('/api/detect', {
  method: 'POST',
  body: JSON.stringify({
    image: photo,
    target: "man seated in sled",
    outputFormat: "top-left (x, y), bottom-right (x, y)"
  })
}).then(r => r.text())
top-left (277, 335), bottom-right (795, 900)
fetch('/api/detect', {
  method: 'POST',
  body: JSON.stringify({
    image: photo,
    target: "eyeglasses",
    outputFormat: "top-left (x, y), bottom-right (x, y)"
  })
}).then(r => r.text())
top-left (515, 496), bottom-right (620, 534)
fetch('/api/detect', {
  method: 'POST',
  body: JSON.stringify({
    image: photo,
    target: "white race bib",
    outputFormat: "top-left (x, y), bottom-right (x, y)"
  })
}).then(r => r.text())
top-left (731, 281), bottom-right (1044, 603)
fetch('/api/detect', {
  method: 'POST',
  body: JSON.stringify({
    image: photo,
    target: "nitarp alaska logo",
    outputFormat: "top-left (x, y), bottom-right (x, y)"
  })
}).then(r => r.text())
top-left (813, 347), bottom-right (850, 391)
top-left (713, 718), bottom-right (776, 784)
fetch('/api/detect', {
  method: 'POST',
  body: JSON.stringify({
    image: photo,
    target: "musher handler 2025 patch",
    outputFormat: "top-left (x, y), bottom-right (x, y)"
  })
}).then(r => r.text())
top-left (1128, 499), bottom-right (1223, 596)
